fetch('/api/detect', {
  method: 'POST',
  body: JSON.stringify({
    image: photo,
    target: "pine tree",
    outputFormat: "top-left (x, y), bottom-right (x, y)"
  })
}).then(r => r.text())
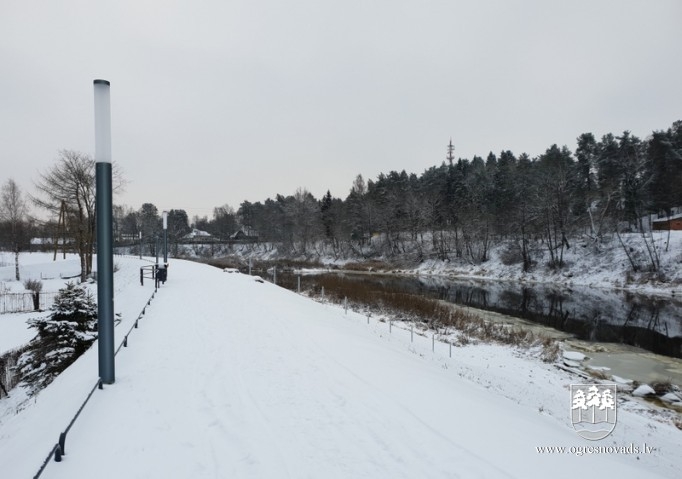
top-left (18, 282), bottom-right (98, 394)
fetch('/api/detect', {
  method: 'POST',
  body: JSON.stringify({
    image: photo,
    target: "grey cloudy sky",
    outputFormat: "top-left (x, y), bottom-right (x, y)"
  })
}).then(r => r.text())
top-left (2, 0), bottom-right (681, 220)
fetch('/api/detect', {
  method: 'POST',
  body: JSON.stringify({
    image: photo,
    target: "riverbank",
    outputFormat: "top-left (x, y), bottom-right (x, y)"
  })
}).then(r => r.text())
top-left (180, 230), bottom-right (682, 301)
top-left (289, 270), bottom-right (682, 395)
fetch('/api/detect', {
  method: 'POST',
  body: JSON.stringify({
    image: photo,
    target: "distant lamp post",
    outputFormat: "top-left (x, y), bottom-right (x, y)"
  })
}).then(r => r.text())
top-left (155, 234), bottom-right (159, 266)
top-left (162, 210), bottom-right (168, 263)
top-left (139, 231), bottom-right (142, 259)
top-left (94, 79), bottom-right (115, 384)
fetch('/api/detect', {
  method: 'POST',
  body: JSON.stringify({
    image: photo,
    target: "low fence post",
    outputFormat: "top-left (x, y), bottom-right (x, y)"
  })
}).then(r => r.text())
top-left (59, 432), bottom-right (66, 456)
top-left (54, 445), bottom-right (62, 462)
top-left (0, 379), bottom-right (8, 398)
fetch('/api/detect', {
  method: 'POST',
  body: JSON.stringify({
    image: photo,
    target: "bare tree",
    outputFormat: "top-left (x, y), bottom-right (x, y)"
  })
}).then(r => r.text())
top-left (33, 150), bottom-right (125, 281)
top-left (0, 179), bottom-right (28, 280)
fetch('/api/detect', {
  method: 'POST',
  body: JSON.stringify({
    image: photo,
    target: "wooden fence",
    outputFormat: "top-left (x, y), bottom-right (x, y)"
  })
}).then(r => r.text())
top-left (0, 345), bottom-right (30, 397)
top-left (0, 292), bottom-right (59, 314)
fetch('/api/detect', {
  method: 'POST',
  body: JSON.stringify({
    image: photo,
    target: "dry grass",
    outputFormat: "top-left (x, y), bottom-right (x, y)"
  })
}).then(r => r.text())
top-left (651, 381), bottom-right (674, 395)
top-left (196, 256), bottom-right (326, 273)
top-left (673, 417), bottom-right (682, 430)
top-left (587, 368), bottom-right (611, 381)
top-left (308, 274), bottom-right (561, 359)
top-left (342, 260), bottom-right (394, 272)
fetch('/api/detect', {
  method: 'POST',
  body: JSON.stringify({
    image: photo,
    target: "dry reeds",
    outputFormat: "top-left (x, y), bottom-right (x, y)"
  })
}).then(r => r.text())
top-left (309, 274), bottom-right (560, 359)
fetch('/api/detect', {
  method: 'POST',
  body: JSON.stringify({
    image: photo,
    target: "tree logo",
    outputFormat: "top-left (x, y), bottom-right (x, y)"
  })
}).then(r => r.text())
top-left (570, 384), bottom-right (617, 440)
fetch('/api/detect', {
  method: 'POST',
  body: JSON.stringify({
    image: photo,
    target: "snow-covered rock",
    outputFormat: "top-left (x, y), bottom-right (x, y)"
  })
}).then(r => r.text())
top-left (562, 350), bottom-right (587, 361)
top-left (632, 384), bottom-right (656, 397)
top-left (612, 375), bottom-right (634, 385)
top-left (660, 392), bottom-right (681, 403)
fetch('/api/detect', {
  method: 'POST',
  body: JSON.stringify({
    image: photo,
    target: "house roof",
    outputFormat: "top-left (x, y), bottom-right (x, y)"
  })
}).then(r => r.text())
top-left (183, 228), bottom-right (212, 239)
top-left (652, 213), bottom-right (682, 223)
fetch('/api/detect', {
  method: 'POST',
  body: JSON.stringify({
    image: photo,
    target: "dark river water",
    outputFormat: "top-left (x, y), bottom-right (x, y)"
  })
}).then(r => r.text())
top-left (271, 271), bottom-right (682, 359)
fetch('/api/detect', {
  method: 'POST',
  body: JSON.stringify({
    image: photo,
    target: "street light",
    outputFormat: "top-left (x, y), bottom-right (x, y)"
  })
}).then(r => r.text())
top-left (94, 79), bottom-right (115, 384)
top-left (163, 210), bottom-right (168, 263)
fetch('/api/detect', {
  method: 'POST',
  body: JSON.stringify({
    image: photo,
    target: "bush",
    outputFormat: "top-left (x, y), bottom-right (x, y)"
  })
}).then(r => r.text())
top-left (23, 279), bottom-right (44, 310)
top-left (499, 242), bottom-right (523, 266)
top-left (18, 282), bottom-right (97, 394)
top-left (23, 279), bottom-right (43, 293)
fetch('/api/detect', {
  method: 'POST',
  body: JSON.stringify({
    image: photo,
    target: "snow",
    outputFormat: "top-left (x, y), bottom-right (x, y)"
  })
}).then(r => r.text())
top-left (0, 312), bottom-right (37, 354)
top-left (416, 230), bottom-right (682, 296)
top-left (1, 253), bottom-right (85, 355)
top-left (632, 385), bottom-right (657, 397)
top-left (660, 393), bottom-right (681, 404)
top-left (1, 255), bottom-right (681, 478)
top-left (562, 351), bottom-right (587, 361)
top-left (612, 375), bottom-right (634, 385)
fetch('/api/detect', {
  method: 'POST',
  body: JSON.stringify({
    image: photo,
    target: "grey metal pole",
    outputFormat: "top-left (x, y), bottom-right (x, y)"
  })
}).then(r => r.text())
top-left (139, 231), bottom-right (142, 260)
top-left (94, 79), bottom-right (115, 384)
top-left (162, 211), bottom-right (168, 263)
top-left (155, 235), bottom-right (159, 265)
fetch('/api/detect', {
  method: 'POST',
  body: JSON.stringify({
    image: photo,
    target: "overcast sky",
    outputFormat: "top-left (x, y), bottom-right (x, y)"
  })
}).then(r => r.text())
top-left (2, 0), bottom-right (681, 220)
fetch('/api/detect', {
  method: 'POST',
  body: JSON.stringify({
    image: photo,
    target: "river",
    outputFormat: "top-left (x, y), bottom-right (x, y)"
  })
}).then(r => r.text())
top-left (271, 270), bottom-right (682, 385)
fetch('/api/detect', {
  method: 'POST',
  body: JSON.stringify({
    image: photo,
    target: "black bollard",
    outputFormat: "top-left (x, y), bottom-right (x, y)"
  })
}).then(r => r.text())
top-left (59, 432), bottom-right (67, 455)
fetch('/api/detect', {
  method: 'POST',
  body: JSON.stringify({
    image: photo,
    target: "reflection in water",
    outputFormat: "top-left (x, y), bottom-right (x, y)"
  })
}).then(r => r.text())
top-left (284, 272), bottom-right (682, 359)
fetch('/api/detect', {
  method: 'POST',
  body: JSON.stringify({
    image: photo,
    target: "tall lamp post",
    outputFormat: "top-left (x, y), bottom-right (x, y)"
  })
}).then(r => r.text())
top-left (94, 79), bottom-right (115, 384)
top-left (162, 210), bottom-right (168, 263)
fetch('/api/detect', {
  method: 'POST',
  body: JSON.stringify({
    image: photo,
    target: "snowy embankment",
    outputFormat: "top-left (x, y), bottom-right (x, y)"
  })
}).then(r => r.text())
top-left (415, 231), bottom-right (682, 298)
top-left (0, 256), bottom-right (680, 478)
top-left (190, 231), bottom-right (682, 298)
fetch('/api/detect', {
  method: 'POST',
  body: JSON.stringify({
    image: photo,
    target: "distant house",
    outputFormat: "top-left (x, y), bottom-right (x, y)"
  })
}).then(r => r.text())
top-left (30, 237), bottom-right (73, 251)
top-left (229, 230), bottom-right (259, 243)
top-left (117, 233), bottom-right (139, 244)
top-left (30, 237), bottom-right (73, 245)
top-left (182, 229), bottom-right (216, 243)
top-left (652, 213), bottom-right (682, 231)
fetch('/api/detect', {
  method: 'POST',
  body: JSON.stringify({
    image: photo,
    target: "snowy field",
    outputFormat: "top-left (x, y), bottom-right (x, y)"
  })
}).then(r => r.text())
top-left (0, 255), bottom-right (680, 478)
top-left (0, 253), bottom-right (84, 355)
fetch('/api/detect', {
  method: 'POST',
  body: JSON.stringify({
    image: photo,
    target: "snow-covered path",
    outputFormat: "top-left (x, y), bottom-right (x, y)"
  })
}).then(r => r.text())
top-left (2, 258), bottom-right (679, 478)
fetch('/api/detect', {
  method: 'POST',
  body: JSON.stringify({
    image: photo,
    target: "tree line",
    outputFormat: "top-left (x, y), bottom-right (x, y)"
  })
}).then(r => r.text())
top-left (234, 121), bottom-right (682, 269)
top-left (1, 121), bottom-right (681, 279)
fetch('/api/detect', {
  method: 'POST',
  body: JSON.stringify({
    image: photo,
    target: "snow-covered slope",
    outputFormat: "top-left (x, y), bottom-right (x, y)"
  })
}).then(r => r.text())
top-left (186, 231), bottom-right (682, 298)
top-left (1, 257), bottom-right (680, 478)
